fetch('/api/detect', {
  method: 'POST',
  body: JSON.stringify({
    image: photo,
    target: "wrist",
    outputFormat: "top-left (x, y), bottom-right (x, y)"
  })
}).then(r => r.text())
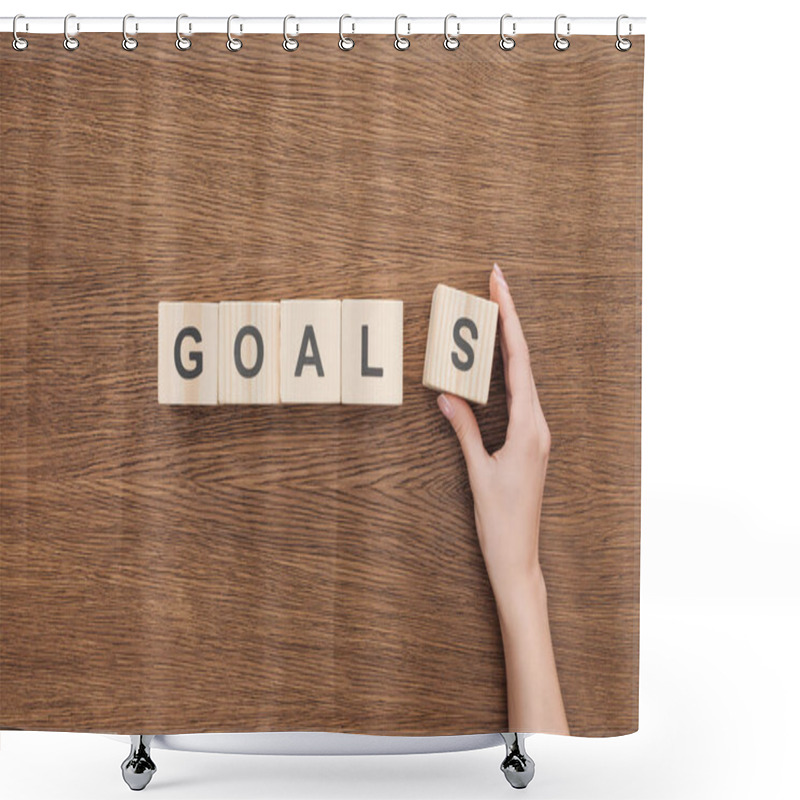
top-left (494, 565), bottom-right (548, 636)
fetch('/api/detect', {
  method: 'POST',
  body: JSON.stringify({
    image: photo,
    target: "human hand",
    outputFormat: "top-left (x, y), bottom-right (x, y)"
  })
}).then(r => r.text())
top-left (436, 263), bottom-right (551, 612)
top-left (437, 263), bottom-right (568, 734)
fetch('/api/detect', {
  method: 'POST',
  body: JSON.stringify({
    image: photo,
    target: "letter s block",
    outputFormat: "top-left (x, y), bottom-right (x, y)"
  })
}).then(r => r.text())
top-left (422, 284), bottom-right (498, 405)
top-left (158, 302), bottom-right (219, 405)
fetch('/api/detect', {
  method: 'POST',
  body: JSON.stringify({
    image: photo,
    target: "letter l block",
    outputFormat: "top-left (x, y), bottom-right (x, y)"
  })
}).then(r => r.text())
top-left (341, 299), bottom-right (403, 405)
top-left (158, 302), bottom-right (219, 405)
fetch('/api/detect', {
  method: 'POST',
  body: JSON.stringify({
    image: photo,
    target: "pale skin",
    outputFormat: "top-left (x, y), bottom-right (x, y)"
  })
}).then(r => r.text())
top-left (436, 263), bottom-right (569, 736)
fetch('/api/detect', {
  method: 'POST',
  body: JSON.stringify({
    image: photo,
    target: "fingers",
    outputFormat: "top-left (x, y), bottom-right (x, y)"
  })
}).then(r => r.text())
top-left (490, 264), bottom-right (541, 430)
top-left (437, 393), bottom-right (488, 476)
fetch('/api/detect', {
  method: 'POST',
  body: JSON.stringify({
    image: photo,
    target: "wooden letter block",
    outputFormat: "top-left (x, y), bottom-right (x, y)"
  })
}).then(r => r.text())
top-left (218, 302), bottom-right (280, 404)
top-left (280, 299), bottom-right (341, 403)
top-left (158, 302), bottom-right (219, 405)
top-left (341, 299), bottom-right (403, 406)
top-left (422, 284), bottom-right (499, 405)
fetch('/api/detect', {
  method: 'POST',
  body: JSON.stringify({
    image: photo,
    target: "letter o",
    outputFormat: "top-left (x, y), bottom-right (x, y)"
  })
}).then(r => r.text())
top-left (234, 325), bottom-right (264, 379)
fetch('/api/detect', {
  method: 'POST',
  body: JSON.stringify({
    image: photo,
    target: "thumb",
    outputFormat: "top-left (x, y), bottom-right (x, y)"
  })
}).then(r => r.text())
top-left (437, 393), bottom-right (488, 474)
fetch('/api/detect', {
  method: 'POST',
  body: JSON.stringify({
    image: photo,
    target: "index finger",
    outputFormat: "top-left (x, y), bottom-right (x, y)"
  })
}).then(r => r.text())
top-left (489, 264), bottom-right (541, 426)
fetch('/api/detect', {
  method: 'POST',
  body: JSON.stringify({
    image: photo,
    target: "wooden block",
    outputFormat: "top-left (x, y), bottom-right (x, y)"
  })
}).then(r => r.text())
top-left (280, 300), bottom-right (341, 403)
top-left (422, 284), bottom-right (499, 405)
top-left (341, 300), bottom-right (403, 406)
top-left (218, 302), bottom-right (280, 404)
top-left (158, 302), bottom-right (219, 405)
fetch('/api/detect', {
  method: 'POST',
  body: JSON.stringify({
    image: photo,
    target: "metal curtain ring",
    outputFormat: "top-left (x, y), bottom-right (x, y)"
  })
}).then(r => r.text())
top-left (12, 14), bottom-right (28, 51)
top-left (499, 14), bottom-right (515, 50)
top-left (394, 14), bottom-right (410, 50)
top-left (339, 14), bottom-right (354, 50)
top-left (64, 13), bottom-right (79, 51)
top-left (554, 14), bottom-right (570, 51)
top-left (616, 14), bottom-right (632, 51)
top-left (227, 15), bottom-right (243, 51)
top-left (443, 13), bottom-right (460, 50)
top-left (283, 15), bottom-right (298, 51)
top-left (122, 14), bottom-right (138, 51)
top-left (176, 14), bottom-right (191, 50)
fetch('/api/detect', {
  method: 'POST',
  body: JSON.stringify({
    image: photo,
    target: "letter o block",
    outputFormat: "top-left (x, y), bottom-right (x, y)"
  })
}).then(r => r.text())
top-left (422, 284), bottom-right (499, 405)
top-left (219, 302), bottom-right (280, 404)
top-left (158, 302), bottom-right (219, 405)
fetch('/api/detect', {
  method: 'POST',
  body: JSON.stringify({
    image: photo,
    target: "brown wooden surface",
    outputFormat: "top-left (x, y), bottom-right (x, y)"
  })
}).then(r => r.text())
top-left (0, 34), bottom-right (643, 736)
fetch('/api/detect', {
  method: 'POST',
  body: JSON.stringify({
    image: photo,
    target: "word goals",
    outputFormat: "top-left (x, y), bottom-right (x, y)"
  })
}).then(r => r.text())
top-left (157, 285), bottom-right (498, 406)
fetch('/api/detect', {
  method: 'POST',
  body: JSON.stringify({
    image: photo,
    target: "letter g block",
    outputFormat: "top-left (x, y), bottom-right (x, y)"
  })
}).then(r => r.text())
top-left (422, 284), bottom-right (498, 405)
top-left (158, 302), bottom-right (219, 405)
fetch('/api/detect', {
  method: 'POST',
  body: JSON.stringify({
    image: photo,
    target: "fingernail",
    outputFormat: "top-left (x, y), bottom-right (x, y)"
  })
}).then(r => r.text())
top-left (437, 393), bottom-right (454, 419)
top-left (492, 262), bottom-right (508, 288)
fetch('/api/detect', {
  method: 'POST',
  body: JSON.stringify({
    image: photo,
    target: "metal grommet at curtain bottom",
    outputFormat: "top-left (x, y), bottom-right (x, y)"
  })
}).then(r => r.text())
top-left (339, 14), bottom-right (355, 50)
top-left (64, 13), bottom-right (79, 51)
top-left (122, 14), bottom-right (138, 51)
top-left (394, 14), bottom-right (410, 50)
top-left (283, 15), bottom-right (298, 51)
top-left (615, 14), bottom-right (632, 50)
top-left (176, 13), bottom-right (191, 50)
top-left (226, 15), bottom-right (243, 51)
top-left (443, 13), bottom-right (459, 50)
top-left (554, 14), bottom-right (570, 51)
top-left (12, 14), bottom-right (28, 50)
top-left (499, 14), bottom-right (515, 50)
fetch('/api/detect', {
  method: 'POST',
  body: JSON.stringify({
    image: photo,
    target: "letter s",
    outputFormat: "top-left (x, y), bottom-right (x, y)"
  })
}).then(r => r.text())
top-left (451, 317), bottom-right (478, 372)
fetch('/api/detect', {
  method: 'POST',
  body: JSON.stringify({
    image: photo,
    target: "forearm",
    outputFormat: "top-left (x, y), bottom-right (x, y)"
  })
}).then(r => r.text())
top-left (495, 568), bottom-right (569, 735)
top-left (438, 265), bottom-right (567, 734)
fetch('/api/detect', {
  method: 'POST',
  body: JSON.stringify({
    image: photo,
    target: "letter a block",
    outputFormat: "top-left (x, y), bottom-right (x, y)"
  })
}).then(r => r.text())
top-left (158, 302), bottom-right (219, 405)
top-left (422, 284), bottom-right (499, 405)
top-left (280, 300), bottom-right (341, 403)
top-left (341, 300), bottom-right (404, 406)
top-left (219, 302), bottom-right (280, 404)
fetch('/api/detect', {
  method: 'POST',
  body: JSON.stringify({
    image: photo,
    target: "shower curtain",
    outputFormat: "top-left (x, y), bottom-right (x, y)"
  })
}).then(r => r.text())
top-left (0, 33), bottom-right (643, 737)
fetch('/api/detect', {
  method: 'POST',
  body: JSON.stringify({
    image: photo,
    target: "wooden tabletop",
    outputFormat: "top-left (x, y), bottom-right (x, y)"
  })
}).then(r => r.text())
top-left (0, 33), bottom-right (642, 736)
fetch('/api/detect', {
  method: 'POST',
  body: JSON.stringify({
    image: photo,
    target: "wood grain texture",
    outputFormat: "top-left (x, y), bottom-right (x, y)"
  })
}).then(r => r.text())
top-left (0, 34), bottom-right (643, 736)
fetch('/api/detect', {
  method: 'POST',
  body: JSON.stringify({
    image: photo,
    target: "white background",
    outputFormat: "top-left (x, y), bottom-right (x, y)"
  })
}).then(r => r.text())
top-left (2, 1), bottom-right (798, 798)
